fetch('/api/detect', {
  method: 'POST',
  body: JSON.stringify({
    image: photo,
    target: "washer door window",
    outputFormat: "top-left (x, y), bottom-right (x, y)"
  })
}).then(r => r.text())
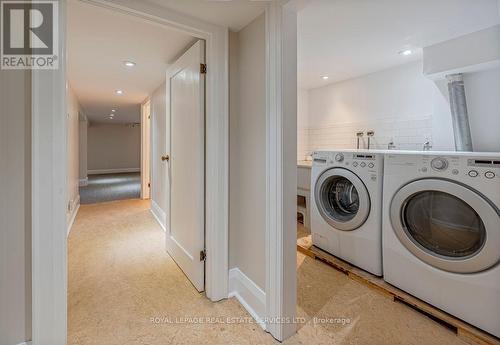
top-left (390, 179), bottom-right (500, 273)
top-left (315, 168), bottom-right (370, 231)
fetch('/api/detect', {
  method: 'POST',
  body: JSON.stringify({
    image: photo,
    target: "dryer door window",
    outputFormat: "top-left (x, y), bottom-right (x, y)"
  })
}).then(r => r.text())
top-left (315, 168), bottom-right (370, 231)
top-left (390, 179), bottom-right (500, 273)
top-left (402, 190), bottom-right (486, 258)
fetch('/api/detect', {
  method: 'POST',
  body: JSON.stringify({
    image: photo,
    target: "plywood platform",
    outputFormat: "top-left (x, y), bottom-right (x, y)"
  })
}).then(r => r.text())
top-left (297, 235), bottom-right (500, 345)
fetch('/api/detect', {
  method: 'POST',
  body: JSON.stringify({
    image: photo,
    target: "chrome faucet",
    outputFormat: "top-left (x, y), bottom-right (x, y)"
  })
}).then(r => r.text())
top-left (356, 131), bottom-right (364, 149)
top-left (423, 141), bottom-right (432, 151)
top-left (366, 130), bottom-right (375, 150)
top-left (387, 140), bottom-right (396, 150)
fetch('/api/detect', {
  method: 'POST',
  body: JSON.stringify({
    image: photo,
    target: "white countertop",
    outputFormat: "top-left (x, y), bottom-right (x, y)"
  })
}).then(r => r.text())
top-left (297, 161), bottom-right (312, 169)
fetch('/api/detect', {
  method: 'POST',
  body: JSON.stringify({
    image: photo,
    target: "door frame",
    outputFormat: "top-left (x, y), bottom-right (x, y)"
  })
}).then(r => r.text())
top-left (140, 99), bottom-right (151, 200)
top-left (265, 0), bottom-right (299, 341)
top-left (31, 0), bottom-right (229, 343)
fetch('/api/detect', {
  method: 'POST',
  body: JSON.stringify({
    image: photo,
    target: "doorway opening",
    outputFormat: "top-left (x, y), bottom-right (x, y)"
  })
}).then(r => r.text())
top-left (286, 1), bottom-right (500, 344)
top-left (62, 0), bottom-right (216, 342)
top-left (32, 0), bottom-right (230, 341)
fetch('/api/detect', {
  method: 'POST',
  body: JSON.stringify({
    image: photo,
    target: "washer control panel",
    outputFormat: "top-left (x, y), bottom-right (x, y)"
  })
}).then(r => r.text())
top-left (312, 151), bottom-right (380, 178)
top-left (313, 152), bottom-right (377, 167)
top-left (349, 153), bottom-right (377, 171)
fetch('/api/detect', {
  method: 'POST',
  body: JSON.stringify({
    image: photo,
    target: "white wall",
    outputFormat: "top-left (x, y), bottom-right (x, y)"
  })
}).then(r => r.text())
top-left (150, 82), bottom-right (168, 215)
top-left (79, 114), bottom-right (88, 183)
top-left (0, 70), bottom-right (32, 345)
top-left (87, 124), bottom-right (141, 173)
top-left (67, 84), bottom-right (81, 224)
top-left (298, 61), bottom-right (456, 159)
top-left (423, 25), bottom-right (500, 77)
top-left (420, 23), bottom-right (500, 152)
top-left (229, 14), bottom-right (267, 290)
top-left (464, 67), bottom-right (500, 151)
top-left (297, 88), bottom-right (309, 160)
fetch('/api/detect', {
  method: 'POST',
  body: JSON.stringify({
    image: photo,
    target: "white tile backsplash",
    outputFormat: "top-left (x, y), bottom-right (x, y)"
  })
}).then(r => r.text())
top-left (297, 115), bottom-right (434, 161)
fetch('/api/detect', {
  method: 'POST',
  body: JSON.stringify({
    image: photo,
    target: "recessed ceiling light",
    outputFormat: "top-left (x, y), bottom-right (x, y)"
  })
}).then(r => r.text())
top-left (123, 61), bottom-right (136, 67)
top-left (109, 116), bottom-right (114, 119)
top-left (109, 114), bottom-right (114, 117)
top-left (111, 109), bottom-right (116, 112)
top-left (399, 49), bottom-right (413, 56)
top-left (115, 90), bottom-right (124, 95)
top-left (321, 76), bottom-right (329, 80)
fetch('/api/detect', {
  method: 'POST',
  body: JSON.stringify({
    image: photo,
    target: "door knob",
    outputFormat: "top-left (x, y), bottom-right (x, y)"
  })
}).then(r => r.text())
top-left (161, 155), bottom-right (170, 162)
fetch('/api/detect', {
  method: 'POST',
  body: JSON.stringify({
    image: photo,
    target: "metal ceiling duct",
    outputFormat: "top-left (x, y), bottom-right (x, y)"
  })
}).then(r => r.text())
top-left (446, 74), bottom-right (473, 151)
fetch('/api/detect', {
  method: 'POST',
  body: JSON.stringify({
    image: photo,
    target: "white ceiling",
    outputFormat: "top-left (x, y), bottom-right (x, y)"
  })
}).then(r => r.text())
top-left (299, 0), bottom-right (500, 89)
top-left (146, 0), bottom-right (268, 32)
top-left (67, 0), bottom-right (195, 124)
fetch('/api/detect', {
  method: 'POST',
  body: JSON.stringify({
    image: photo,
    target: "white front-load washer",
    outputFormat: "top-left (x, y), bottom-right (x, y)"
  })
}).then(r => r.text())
top-left (383, 151), bottom-right (500, 337)
top-left (311, 150), bottom-right (384, 276)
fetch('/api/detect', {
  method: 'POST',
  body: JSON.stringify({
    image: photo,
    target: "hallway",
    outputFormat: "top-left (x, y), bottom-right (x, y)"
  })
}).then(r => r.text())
top-left (68, 199), bottom-right (272, 345)
top-left (79, 173), bottom-right (141, 204)
top-left (68, 200), bottom-right (465, 345)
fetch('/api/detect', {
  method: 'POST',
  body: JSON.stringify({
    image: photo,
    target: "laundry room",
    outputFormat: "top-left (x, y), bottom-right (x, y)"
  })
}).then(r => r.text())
top-left (295, 1), bottom-right (500, 344)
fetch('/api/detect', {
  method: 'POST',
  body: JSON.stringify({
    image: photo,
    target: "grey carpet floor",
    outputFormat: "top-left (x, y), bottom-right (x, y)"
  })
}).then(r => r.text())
top-left (80, 172), bottom-right (141, 204)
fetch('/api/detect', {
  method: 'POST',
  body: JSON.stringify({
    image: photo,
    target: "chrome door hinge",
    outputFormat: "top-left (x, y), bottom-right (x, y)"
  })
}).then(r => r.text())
top-left (200, 249), bottom-right (206, 261)
top-left (200, 63), bottom-right (207, 74)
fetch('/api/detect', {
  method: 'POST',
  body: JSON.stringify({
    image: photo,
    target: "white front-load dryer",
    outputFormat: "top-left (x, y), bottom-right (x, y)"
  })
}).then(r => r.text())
top-left (311, 150), bottom-right (384, 276)
top-left (383, 151), bottom-right (500, 337)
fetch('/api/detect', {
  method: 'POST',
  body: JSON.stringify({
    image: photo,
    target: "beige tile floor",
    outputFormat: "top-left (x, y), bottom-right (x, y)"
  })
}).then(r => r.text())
top-left (68, 199), bottom-right (465, 345)
top-left (297, 221), bottom-right (311, 240)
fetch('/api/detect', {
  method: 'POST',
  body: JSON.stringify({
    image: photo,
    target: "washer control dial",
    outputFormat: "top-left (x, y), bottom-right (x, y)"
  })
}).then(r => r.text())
top-left (335, 153), bottom-right (344, 162)
top-left (468, 170), bottom-right (479, 178)
top-left (485, 171), bottom-right (495, 179)
top-left (431, 157), bottom-right (448, 171)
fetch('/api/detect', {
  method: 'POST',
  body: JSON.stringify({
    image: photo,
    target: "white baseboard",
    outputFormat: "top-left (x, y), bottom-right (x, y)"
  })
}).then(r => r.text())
top-left (228, 268), bottom-right (266, 330)
top-left (67, 195), bottom-right (80, 237)
top-left (79, 177), bottom-right (88, 186)
top-left (150, 200), bottom-right (166, 232)
top-left (17, 341), bottom-right (32, 345)
top-left (88, 168), bottom-right (140, 175)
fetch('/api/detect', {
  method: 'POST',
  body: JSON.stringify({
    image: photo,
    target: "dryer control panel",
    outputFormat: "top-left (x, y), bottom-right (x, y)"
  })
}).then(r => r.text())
top-left (467, 159), bottom-right (500, 180)
top-left (386, 153), bottom-right (500, 181)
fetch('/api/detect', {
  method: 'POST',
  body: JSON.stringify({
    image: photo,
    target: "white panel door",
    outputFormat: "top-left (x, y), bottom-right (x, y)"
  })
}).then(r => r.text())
top-left (166, 40), bottom-right (205, 292)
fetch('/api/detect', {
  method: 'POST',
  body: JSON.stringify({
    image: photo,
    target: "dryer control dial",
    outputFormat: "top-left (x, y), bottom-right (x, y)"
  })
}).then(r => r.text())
top-left (335, 153), bottom-right (344, 162)
top-left (431, 157), bottom-right (448, 171)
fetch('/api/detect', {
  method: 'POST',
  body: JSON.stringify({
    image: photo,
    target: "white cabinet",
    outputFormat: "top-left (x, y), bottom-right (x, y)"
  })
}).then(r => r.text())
top-left (297, 163), bottom-right (312, 191)
top-left (297, 163), bottom-right (312, 229)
